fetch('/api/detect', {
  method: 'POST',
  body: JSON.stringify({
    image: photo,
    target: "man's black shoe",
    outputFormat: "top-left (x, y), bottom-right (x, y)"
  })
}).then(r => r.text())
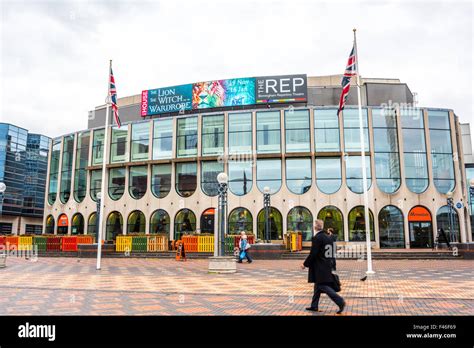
top-left (305, 307), bottom-right (320, 312)
top-left (336, 301), bottom-right (346, 314)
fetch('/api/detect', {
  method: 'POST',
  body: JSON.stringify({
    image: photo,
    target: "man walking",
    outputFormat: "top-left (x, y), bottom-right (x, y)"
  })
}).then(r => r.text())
top-left (302, 219), bottom-right (345, 314)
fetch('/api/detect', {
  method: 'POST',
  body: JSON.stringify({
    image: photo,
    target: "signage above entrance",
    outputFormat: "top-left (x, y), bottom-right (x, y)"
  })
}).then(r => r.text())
top-left (408, 206), bottom-right (431, 222)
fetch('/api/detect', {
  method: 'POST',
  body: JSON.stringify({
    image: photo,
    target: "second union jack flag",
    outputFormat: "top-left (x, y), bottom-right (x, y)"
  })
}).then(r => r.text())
top-left (109, 66), bottom-right (122, 128)
top-left (337, 45), bottom-right (357, 116)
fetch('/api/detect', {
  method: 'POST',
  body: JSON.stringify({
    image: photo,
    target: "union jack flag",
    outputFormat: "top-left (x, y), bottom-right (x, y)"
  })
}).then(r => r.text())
top-left (109, 66), bottom-right (122, 128)
top-left (337, 45), bottom-right (357, 116)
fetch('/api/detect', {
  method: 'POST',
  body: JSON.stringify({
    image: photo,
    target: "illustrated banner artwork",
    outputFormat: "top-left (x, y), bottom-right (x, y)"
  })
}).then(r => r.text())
top-left (141, 74), bottom-right (307, 116)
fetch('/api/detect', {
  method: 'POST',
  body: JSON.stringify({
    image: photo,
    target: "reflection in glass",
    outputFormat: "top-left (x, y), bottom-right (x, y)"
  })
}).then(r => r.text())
top-left (150, 209), bottom-right (170, 234)
top-left (256, 159), bottom-right (281, 193)
top-left (202, 114), bottom-right (224, 156)
top-left (201, 161), bottom-right (224, 196)
top-left (287, 206), bottom-right (313, 241)
top-left (257, 111), bottom-right (280, 153)
top-left (286, 158), bottom-right (312, 194)
top-left (108, 167), bottom-right (125, 200)
top-left (348, 206), bottom-right (375, 241)
top-left (177, 117), bottom-right (197, 157)
top-left (315, 157), bottom-right (341, 194)
top-left (174, 209), bottom-right (196, 240)
top-left (151, 164), bottom-right (171, 198)
top-left (285, 109), bottom-right (310, 152)
top-left (131, 122), bottom-right (149, 161)
top-left (257, 207), bottom-right (282, 240)
top-left (379, 205), bottom-right (405, 248)
top-left (318, 206), bottom-right (344, 241)
top-left (153, 118), bottom-right (173, 159)
top-left (345, 156), bottom-right (372, 193)
top-left (228, 112), bottom-right (252, 154)
top-left (228, 208), bottom-right (253, 234)
top-left (129, 166), bottom-right (147, 199)
top-left (175, 162), bottom-right (197, 197)
top-left (314, 109), bottom-right (340, 152)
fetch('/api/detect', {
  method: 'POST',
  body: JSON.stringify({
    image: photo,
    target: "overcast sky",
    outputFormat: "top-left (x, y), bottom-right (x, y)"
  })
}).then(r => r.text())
top-left (0, 0), bottom-right (472, 139)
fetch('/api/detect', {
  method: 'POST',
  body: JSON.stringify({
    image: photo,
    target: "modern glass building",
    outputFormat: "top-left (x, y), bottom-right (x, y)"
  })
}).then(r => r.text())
top-left (42, 75), bottom-right (473, 248)
top-left (0, 123), bottom-right (50, 234)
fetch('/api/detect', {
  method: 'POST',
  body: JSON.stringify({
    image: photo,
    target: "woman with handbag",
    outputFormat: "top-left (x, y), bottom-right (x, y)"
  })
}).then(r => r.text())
top-left (238, 231), bottom-right (253, 264)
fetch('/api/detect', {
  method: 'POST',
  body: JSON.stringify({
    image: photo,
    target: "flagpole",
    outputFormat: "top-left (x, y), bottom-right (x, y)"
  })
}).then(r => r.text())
top-left (96, 59), bottom-right (112, 270)
top-left (353, 29), bottom-right (375, 275)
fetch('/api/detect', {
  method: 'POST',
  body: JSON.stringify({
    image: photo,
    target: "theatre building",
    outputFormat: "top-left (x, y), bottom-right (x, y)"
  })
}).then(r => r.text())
top-left (42, 74), bottom-right (473, 248)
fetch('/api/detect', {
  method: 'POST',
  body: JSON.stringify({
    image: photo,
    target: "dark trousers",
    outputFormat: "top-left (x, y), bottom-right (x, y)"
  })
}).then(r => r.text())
top-left (239, 250), bottom-right (253, 262)
top-left (311, 283), bottom-right (344, 309)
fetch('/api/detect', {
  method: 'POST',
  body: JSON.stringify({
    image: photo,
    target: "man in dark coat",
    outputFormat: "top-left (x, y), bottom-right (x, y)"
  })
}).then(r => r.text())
top-left (302, 219), bottom-right (345, 313)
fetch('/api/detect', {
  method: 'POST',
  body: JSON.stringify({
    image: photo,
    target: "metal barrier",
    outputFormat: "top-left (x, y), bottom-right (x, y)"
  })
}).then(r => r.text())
top-left (116, 236), bottom-right (132, 252)
top-left (182, 235), bottom-right (198, 252)
top-left (198, 235), bottom-right (214, 253)
top-left (77, 235), bottom-right (94, 244)
top-left (18, 236), bottom-right (33, 251)
top-left (46, 236), bottom-right (62, 251)
top-left (6, 236), bottom-right (18, 251)
top-left (147, 235), bottom-right (168, 251)
top-left (33, 236), bottom-right (47, 252)
top-left (62, 236), bottom-right (78, 252)
top-left (131, 235), bottom-right (148, 252)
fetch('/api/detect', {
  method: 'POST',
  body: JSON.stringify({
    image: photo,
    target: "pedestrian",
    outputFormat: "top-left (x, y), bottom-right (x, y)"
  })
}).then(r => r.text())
top-left (237, 231), bottom-right (253, 264)
top-left (326, 227), bottom-right (337, 271)
top-left (301, 219), bottom-right (345, 314)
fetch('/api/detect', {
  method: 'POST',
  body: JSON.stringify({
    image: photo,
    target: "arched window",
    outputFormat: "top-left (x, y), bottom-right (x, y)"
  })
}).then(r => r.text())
top-left (257, 159), bottom-right (281, 194)
top-left (200, 208), bottom-right (215, 234)
top-left (201, 161), bottom-right (224, 196)
top-left (428, 110), bottom-right (455, 193)
top-left (57, 214), bottom-right (68, 235)
top-left (73, 131), bottom-right (90, 203)
top-left (317, 206), bottom-right (344, 241)
top-left (228, 208), bottom-right (253, 234)
top-left (257, 207), bottom-right (283, 240)
top-left (174, 209), bottom-right (196, 240)
top-left (45, 215), bottom-right (55, 234)
top-left (150, 209), bottom-right (170, 235)
top-left (90, 169), bottom-right (102, 202)
top-left (59, 135), bottom-right (74, 203)
top-left (345, 156), bottom-right (372, 193)
top-left (316, 157), bottom-right (342, 194)
top-left (348, 206), bottom-right (374, 241)
top-left (127, 210), bottom-right (146, 234)
top-left (401, 109), bottom-right (429, 193)
top-left (228, 161), bottom-right (252, 196)
top-left (372, 108), bottom-right (401, 194)
top-left (175, 162), bottom-right (197, 197)
top-left (287, 206), bottom-right (313, 241)
top-left (436, 205), bottom-right (460, 243)
top-left (378, 205), bottom-right (405, 248)
top-left (129, 166), bottom-right (147, 199)
top-left (109, 168), bottom-right (125, 200)
top-left (286, 158), bottom-right (312, 194)
top-left (285, 109), bottom-right (310, 153)
top-left (151, 164), bottom-right (171, 198)
top-left (87, 213), bottom-right (97, 238)
top-left (71, 213), bottom-right (84, 235)
top-left (106, 211), bottom-right (123, 241)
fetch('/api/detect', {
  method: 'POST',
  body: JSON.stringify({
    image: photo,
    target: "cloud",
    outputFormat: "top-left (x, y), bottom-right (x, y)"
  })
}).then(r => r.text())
top-left (0, 0), bottom-right (472, 141)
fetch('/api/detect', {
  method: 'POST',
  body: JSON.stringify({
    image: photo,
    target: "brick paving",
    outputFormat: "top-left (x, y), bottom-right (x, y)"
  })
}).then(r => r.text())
top-left (0, 257), bottom-right (472, 315)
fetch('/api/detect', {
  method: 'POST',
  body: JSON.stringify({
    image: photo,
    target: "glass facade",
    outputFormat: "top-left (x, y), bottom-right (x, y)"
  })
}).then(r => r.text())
top-left (228, 160), bottom-right (253, 196)
top-left (285, 158), bottom-right (312, 194)
top-left (257, 159), bottom-right (282, 194)
top-left (378, 205), bottom-right (405, 248)
top-left (152, 118), bottom-right (173, 159)
top-left (90, 169), bottom-right (102, 202)
top-left (177, 117), bottom-right (197, 157)
top-left (201, 161), bottom-right (223, 196)
top-left (287, 206), bottom-right (313, 241)
top-left (71, 213), bottom-right (84, 235)
top-left (150, 209), bottom-right (170, 234)
top-left (110, 126), bottom-right (128, 163)
top-left (48, 139), bottom-right (61, 205)
top-left (257, 111), bottom-right (280, 153)
top-left (228, 112), bottom-right (252, 154)
top-left (318, 206), bottom-right (344, 241)
top-left (88, 213), bottom-right (97, 237)
top-left (151, 164), bottom-right (171, 198)
top-left (59, 135), bottom-right (74, 203)
top-left (131, 122), bottom-right (149, 161)
top-left (315, 157), bottom-right (341, 194)
top-left (372, 108), bottom-right (401, 193)
top-left (108, 167), bottom-right (126, 200)
top-left (106, 211), bottom-right (123, 241)
top-left (436, 205), bottom-right (460, 243)
top-left (314, 109), bottom-right (340, 152)
top-left (91, 129), bottom-right (104, 166)
top-left (202, 114), bottom-right (224, 156)
top-left (73, 132), bottom-right (89, 203)
top-left (285, 109), bottom-right (310, 152)
top-left (348, 206), bottom-right (375, 241)
top-left (345, 155), bottom-right (372, 193)
top-left (343, 108), bottom-right (369, 152)
top-left (428, 110), bottom-right (455, 193)
top-left (228, 207), bottom-right (253, 234)
top-left (127, 210), bottom-right (146, 233)
top-left (174, 209), bottom-right (196, 240)
top-left (129, 166), bottom-right (147, 199)
top-left (257, 207), bottom-right (282, 240)
top-left (401, 109), bottom-right (429, 193)
top-left (175, 162), bottom-right (197, 197)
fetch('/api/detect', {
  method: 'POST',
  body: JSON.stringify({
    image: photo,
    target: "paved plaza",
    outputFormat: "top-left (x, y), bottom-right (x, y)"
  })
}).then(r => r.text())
top-left (0, 257), bottom-right (472, 315)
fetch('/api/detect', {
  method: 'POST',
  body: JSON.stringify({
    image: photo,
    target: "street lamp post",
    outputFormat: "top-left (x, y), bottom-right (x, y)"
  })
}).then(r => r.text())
top-left (446, 191), bottom-right (455, 243)
top-left (217, 172), bottom-right (228, 257)
top-left (96, 192), bottom-right (102, 244)
top-left (263, 186), bottom-right (271, 242)
top-left (470, 179), bottom-right (474, 213)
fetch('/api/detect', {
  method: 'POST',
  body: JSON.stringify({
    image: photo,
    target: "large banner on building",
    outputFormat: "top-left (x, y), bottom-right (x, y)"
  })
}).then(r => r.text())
top-left (141, 74), bottom-right (306, 116)
top-left (192, 78), bottom-right (255, 109)
top-left (255, 74), bottom-right (307, 104)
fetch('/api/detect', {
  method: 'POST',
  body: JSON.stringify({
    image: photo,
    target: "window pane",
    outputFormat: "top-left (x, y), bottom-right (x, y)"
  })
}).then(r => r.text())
top-left (316, 157), bottom-right (341, 194)
top-left (90, 169), bottom-right (102, 201)
top-left (175, 162), bottom-right (197, 197)
top-left (374, 153), bottom-right (401, 193)
top-left (73, 132), bottom-right (89, 202)
top-left (150, 209), bottom-right (170, 234)
top-left (92, 129), bottom-right (104, 166)
top-left (257, 111), bottom-right (280, 153)
top-left (228, 160), bottom-right (253, 196)
top-left (177, 117), bottom-right (197, 157)
top-left (228, 112), bottom-right (252, 154)
top-left (108, 167), bottom-right (125, 200)
top-left (151, 164), bottom-right (171, 198)
top-left (430, 130), bottom-right (452, 154)
top-left (345, 156), bottom-right (372, 193)
top-left (343, 109), bottom-right (369, 152)
top-left (228, 208), bottom-right (253, 234)
top-left (201, 161), bottom-right (224, 196)
top-left (257, 207), bottom-right (283, 240)
top-left (315, 109), bottom-right (340, 152)
top-left (428, 110), bottom-right (450, 129)
top-left (285, 109), bottom-right (310, 153)
top-left (286, 158), bottom-right (311, 194)
top-left (318, 206), bottom-right (344, 241)
top-left (153, 118), bottom-right (173, 159)
top-left (348, 206), bottom-right (375, 241)
top-left (174, 209), bottom-right (196, 239)
top-left (129, 166), bottom-right (147, 199)
top-left (256, 159), bottom-right (281, 193)
top-left (127, 211), bottom-right (146, 233)
top-left (131, 122), bottom-right (149, 161)
top-left (400, 109), bottom-right (424, 128)
top-left (110, 126), bottom-right (128, 163)
top-left (287, 206), bottom-right (313, 241)
top-left (59, 135), bottom-right (74, 203)
top-left (202, 114), bottom-right (224, 156)
top-left (48, 139), bottom-right (61, 204)
top-left (403, 129), bottom-right (426, 152)
top-left (379, 205), bottom-right (405, 248)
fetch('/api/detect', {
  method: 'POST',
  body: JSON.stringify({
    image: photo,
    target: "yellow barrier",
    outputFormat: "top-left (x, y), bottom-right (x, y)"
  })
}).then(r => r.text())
top-left (198, 235), bottom-right (214, 253)
top-left (116, 236), bottom-right (132, 252)
top-left (147, 235), bottom-right (168, 251)
top-left (18, 236), bottom-right (33, 251)
top-left (290, 233), bottom-right (298, 252)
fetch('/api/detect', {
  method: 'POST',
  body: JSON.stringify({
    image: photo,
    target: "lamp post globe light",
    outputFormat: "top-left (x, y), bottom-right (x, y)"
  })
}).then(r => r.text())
top-left (263, 186), bottom-right (271, 243)
top-left (446, 191), bottom-right (455, 243)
